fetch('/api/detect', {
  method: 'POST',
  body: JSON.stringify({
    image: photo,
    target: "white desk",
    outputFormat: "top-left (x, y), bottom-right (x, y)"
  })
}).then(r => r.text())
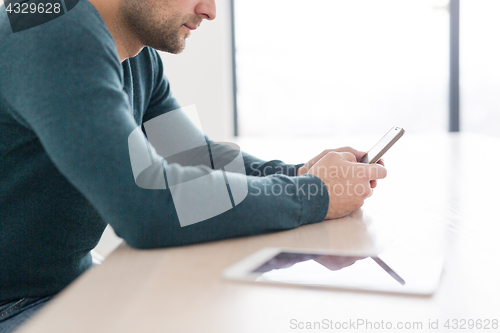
top-left (17, 133), bottom-right (500, 333)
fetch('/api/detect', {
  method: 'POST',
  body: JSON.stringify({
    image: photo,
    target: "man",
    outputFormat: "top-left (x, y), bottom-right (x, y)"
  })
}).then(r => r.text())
top-left (0, 0), bottom-right (386, 331)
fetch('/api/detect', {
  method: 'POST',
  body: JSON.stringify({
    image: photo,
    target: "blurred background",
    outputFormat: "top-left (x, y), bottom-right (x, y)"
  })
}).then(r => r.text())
top-left (160, 0), bottom-right (500, 141)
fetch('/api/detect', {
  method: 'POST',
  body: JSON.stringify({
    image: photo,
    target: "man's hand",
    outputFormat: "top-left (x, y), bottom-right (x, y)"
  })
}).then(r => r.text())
top-left (303, 151), bottom-right (387, 219)
top-left (298, 147), bottom-right (385, 188)
top-left (297, 147), bottom-right (366, 176)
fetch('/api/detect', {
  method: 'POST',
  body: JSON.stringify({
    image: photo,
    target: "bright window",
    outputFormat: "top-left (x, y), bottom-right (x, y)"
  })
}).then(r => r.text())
top-left (461, 0), bottom-right (500, 137)
top-left (234, 0), bottom-right (450, 137)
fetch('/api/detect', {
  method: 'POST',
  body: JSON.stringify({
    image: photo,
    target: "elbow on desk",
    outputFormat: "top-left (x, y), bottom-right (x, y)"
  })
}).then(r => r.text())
top-left (110, 221), bottom-right (204, 250)
top-left (113, 227), bottom-right (176, 250)
top-left (110, 217), bottom-right (260, 250)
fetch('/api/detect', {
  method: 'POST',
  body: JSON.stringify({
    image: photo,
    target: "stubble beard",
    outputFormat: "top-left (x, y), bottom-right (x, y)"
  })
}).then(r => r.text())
top-left (119, 2), bottom-right (190, 54)
top-left (152, 20), bottom-right (187, 54)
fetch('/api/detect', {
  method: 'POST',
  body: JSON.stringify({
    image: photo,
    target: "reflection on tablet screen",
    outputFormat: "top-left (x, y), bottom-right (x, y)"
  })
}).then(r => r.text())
top-left (252, 252), bottom-right (409, 291)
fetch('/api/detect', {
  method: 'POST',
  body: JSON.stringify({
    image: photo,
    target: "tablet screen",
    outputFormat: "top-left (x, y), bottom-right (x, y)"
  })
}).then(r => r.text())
top-left (247, 251), bottom-right (442, 294)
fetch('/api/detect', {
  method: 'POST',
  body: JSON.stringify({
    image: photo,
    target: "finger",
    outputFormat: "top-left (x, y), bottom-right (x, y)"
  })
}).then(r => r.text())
top-left (368, 164), bottom-right (387, 180)
top-left (307, 152), bottom-right (339, 177)
top-left (358, 182), bottom-right (373, 198)
top-left (338, 152), bottom-right (357, 163)
top-left (304, 147), bottom-right (366, 171)
top-left (297, 165), bottom-right (307, 176)
top-left (377, 159), bottom-right (385, 167)
top-left (370, 179), bottom-right (377, 188)
top-left (301, 149), bottom-right (333, 171)
top-left (354, 164), bottom-right (387, 180)
top-left (334, 146), bottom-right (366, 162)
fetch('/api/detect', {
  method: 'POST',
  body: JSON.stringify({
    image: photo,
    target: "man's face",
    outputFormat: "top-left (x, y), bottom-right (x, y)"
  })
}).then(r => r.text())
top-left (119, 0), bottom-right (216, 54)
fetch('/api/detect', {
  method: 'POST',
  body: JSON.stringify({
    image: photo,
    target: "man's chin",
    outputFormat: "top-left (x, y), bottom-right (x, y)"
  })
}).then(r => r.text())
top-left (154, 40), bottom-right (185, 54)
top-left (172, 39), bottom-right (187, 54)
top-left (169, 44), bottom-right (186, 54)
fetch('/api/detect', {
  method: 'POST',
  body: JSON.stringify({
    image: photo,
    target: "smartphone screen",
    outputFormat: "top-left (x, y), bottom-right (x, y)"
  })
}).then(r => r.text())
top-left (359, 127), bottom-right (405, 164)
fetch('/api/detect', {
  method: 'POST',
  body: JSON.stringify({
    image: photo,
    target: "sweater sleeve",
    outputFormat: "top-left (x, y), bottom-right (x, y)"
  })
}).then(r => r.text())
top-left (3, 17), bottom-right (329, 249)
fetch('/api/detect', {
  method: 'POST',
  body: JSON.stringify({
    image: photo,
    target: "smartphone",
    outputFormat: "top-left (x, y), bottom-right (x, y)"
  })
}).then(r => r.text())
top-left (359, 127), bottom-right (405, 164)
top-left (223, 248), bottom-right (444, 295)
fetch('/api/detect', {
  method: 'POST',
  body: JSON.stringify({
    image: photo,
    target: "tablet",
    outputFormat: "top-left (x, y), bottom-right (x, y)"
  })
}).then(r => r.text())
top-left (223, 248), bottom-right (444, 295)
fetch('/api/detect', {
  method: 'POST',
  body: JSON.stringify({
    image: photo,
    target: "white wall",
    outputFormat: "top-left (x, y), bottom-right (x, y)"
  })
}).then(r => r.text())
top-left (159, 0), bottom-right (235, 142)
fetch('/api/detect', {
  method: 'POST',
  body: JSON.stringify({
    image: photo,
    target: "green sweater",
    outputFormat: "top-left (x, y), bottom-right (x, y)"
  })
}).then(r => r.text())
top-left (0, 0), bottom-right (328, 302)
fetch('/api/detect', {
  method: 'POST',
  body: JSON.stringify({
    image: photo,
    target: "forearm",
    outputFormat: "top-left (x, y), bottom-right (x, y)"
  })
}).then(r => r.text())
top-left (118, 172), bottom-right (329, 249)
top-left (125, 136), bottom-right (328, 248)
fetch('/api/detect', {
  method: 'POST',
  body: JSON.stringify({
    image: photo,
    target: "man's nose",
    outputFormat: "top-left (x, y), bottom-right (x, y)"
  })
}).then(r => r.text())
top-left (195, 0), bottom-right (216, 20)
